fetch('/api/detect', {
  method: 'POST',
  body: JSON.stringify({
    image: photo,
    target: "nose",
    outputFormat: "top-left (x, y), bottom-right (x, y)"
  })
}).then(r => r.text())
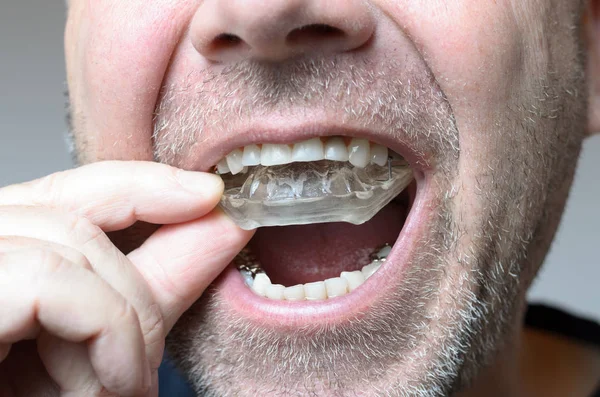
top-left (190, 0), bottom-right (375, 62)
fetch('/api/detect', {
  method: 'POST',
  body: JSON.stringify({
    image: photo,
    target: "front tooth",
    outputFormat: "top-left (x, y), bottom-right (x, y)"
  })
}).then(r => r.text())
top-left (283, 284), bottom-right (306, 301)
top-left (348, 138), bottom-right (370, 168)
top-left (362, 261), bottom-right (381, 279)
top-left (370, 144), bottom-right (388, 166)
top-left (324, 137), bottom-right (349, 162)
top-left (242, 144), bottom-right (261, 166)
top-left (292, 138), bottom-right (325, 162)
top-left (265, 284), bottom-right (286, 300)
top-left (261, 144), bottom-right (292, 166)
top-left (340, 271), bottom-right (365, 291)
top-left (226, 149), bottom-right (244, 175)
top-left (252, 273), bottom-right (271, 297)
top-left (217, 158), bottom-right (230, 174)
top-left (304, 281), bottom-right (327, 300)
top-left (324, 277), bottom-right (349, 298)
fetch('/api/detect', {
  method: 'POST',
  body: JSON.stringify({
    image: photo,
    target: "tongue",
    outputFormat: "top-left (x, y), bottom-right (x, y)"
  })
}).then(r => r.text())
top-left (249, 201), bottom-right (406, 286)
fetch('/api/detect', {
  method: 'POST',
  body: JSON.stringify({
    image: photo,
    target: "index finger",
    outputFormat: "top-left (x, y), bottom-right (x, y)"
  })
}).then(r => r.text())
top-left (128, 209), bottom-right (254, 333)
top-left (0, 161), bottom-right (223, 232)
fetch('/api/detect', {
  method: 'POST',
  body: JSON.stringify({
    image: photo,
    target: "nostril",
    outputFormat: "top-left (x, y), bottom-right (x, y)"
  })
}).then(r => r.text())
top-left (210, 33), bottom-right (247, 52)
top-left (286, 24), bottom-right (345, 45)
top-left (192, 0), bottom-right (375, 62)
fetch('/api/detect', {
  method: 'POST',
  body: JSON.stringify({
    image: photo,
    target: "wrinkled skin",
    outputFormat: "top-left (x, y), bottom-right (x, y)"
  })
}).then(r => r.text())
top-left (61, 0), bottom-right (599, 396)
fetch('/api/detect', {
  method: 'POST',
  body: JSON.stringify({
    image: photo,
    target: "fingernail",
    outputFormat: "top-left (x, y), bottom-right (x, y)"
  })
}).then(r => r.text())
top-left (176, 170), bottom-right (224, 195)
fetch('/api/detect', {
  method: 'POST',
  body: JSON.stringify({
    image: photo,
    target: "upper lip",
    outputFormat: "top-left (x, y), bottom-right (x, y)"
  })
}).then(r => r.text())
top-left (188, 119), bottom-right (433, 174)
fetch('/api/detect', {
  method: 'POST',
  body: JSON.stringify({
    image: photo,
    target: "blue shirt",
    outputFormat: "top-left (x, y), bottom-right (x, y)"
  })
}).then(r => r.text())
top-left (158, 355), bottom-right (195, 397)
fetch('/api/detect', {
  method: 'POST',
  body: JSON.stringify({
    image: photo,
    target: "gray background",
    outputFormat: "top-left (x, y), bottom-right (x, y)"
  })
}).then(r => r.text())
top-left (1, 1), bottom-right (598, 320)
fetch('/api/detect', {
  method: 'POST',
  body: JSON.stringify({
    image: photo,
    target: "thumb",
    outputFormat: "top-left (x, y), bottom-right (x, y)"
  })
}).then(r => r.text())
top-left (127, 209), bottom-right (254, 332)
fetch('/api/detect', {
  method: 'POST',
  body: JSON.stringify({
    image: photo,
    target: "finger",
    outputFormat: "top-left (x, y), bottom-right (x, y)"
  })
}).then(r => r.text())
top-left (129, 209), bottom-right (254, 332)
top-left (0, 207), bottom-right (166, 373)
top-left (0, 160), bottom-right (224, 232)
top-left (0, 235), bottom-right (93, 343)
top-left (37, 331), bottom-right (101, 395)
top-left (0, 249), bottom-right (150, 396)
top-left (0, 236), bottom-right (91, 269)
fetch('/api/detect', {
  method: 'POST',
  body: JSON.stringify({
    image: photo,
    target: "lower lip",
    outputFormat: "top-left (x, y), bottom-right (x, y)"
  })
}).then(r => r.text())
top-left (214, 172), bottom-right (433, 329)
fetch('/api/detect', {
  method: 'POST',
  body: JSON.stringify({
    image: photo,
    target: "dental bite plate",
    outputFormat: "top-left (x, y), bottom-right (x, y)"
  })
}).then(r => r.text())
top-left (218, 157), bottom-right (413, 230)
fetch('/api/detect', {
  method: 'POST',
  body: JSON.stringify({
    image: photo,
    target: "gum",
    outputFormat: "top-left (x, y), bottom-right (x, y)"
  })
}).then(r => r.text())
top-left (219, 160), bottom-right (413, 230)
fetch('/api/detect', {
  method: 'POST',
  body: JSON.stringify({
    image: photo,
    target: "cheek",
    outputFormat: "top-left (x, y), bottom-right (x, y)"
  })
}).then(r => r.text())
top-left (398, 1), bottom-right (524, 120)
top-left (381, 1), bottom-right (528, 232)
top-left (423, 4), bottom-right (525, 217)
top-left (67, 0), bottom-right (197, 161)
top-left (383, 0), bottom-right (526, 162)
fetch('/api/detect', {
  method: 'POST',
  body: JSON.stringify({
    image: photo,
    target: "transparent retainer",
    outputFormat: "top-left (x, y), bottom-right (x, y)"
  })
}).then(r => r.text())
top-left (219, 159), bottom-right (414, 230)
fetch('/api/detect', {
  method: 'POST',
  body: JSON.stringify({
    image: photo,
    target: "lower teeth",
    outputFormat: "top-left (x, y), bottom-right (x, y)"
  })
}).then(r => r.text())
top-left (219, 159), bottom-right (413, 230)
top-left (237, 245), bottom-right (391, 301)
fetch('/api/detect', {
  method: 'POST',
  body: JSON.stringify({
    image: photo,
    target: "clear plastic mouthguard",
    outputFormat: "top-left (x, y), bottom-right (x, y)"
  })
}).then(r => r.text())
top-left (218, 159), bottom-right (413, 230)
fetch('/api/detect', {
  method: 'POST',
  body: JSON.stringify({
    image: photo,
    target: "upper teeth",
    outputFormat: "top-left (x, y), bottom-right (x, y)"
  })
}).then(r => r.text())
top-left (217, 137), bottom-right (390, 175)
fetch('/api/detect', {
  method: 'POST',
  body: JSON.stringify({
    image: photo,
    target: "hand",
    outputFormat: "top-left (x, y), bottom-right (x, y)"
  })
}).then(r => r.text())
top-left (0, 161), bottom-right (253, 396)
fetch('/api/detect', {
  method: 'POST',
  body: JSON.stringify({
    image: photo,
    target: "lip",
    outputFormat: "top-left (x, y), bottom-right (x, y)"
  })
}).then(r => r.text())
top-left (188, 119), bottom-right (432, 174)
top-left (212, 169), bottom-right (433, 329)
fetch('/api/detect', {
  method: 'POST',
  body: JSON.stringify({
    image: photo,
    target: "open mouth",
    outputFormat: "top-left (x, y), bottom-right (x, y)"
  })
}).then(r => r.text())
top-left (212, 135), bottom-right (426, 309)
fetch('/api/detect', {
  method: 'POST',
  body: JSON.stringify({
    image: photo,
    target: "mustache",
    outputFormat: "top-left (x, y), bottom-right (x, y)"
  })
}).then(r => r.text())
top-left (152, 55), bottom-right (460, 170)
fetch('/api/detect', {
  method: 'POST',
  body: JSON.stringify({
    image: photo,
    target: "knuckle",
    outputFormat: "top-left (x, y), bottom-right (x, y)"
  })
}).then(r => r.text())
top-left (38, 249), bottom-right (76, 274)
top-left (31, 171), bottom-right (67, 207)
top-left (67, 214), bottom-right (109, 249)
top-left (112, 299), bottom-right (140, 329)
top-left (66, 249), bottom-right (93, 270)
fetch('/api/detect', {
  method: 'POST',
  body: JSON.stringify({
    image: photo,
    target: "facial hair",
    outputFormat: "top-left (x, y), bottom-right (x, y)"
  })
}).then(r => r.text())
top-left (149, 43), bottom-right (585, 395)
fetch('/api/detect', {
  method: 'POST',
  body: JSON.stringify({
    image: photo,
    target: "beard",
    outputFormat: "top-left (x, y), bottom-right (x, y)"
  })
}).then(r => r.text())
top-left (152, 52), bottom-right (585, 395)
top-left (112, 7), bottom-right (585, 390)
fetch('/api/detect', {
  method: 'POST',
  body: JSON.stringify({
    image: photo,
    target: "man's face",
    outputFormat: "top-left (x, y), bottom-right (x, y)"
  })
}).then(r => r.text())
top-left (65, 1), bottom-right (588, 395)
